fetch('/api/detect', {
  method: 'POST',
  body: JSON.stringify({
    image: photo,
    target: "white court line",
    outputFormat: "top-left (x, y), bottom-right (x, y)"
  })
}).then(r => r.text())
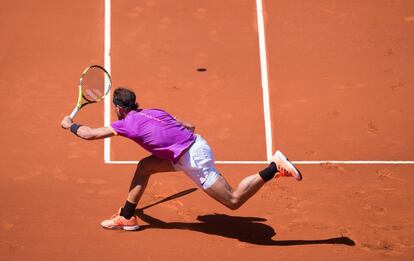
top-left (106, 160), bottom-right (414, 165)
top-left (293, 161), bottom-right (414, 165)
top-left (104, 0), bottom-right (111, 163)
top-left (102, 0), bottom-right (414, 166)
top-left (256, 0), bottom-right (273, 161)
top-left (106, 160), bottom-right (268, 165)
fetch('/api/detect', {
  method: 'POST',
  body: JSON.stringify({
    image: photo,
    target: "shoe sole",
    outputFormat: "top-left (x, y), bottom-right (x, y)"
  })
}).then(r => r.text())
top-left (275, 150), bottom-right (302, 181)
top-left (101, 224), bottom-right (140, 231)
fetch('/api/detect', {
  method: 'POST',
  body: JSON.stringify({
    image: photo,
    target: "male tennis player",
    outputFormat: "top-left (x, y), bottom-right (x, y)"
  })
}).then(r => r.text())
top-left (61, 87), bottom-right (302, 231)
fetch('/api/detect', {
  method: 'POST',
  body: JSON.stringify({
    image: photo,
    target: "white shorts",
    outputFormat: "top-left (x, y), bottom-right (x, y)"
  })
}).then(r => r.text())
top-left (173, 135), bottom-right (220, 190)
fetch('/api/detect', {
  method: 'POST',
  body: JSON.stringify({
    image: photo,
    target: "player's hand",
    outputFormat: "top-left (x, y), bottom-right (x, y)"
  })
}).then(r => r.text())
top-left (183, 123), bottom-right (195, 133)
top-left (174, 117), bottom-right (195, 133)
top-left (61, 116), bottom-right (73, 129)
top-left (187, 125), bottom-right (195, 133)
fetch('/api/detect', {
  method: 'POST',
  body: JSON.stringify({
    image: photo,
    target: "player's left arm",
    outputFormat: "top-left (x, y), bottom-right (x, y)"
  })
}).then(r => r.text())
top-left (75, 125), bottom-right (116, 140)
top-left (61, 115), bottom-right (116, 140)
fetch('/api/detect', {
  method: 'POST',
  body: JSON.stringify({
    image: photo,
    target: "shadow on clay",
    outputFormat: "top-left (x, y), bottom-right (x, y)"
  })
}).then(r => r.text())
top-left (135, 188), bottom-right (355, 247)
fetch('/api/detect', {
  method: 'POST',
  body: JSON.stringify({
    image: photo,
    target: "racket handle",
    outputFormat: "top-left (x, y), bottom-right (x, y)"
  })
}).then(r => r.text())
top-left (69, 107), bottom-right (80, 119)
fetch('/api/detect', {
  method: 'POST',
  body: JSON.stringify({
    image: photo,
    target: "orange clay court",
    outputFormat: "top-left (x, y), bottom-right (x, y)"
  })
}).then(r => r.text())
top-left (0, 0), bottom-right (413, 260)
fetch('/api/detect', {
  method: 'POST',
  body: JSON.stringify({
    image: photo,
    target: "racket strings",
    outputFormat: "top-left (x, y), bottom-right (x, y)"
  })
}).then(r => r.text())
top-left (81, 66), bottom-right (110, 102)
top-left (83, 88), bottom-right (104, 101)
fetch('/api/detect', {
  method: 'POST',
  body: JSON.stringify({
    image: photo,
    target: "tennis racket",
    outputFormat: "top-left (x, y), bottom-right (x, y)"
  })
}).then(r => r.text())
top-left (69, 65), bottom-right (112, 119)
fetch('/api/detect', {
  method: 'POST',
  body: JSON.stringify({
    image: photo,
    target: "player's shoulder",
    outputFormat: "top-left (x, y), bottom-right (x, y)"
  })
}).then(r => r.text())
top-left (142, 108), bottom-right (166, 112)
top-left (140, 108), bottom-right (171, 115)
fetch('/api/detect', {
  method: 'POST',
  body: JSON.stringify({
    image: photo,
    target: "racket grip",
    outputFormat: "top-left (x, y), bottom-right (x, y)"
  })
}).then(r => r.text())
top-left (69, 107), bottom-right (80, 119)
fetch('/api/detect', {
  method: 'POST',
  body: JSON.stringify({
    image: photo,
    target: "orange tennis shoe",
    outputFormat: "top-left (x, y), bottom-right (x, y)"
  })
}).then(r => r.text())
top-left (272, 150), bottom-right (302, 181)
top-left (101, 209), bottom-right (140, 231)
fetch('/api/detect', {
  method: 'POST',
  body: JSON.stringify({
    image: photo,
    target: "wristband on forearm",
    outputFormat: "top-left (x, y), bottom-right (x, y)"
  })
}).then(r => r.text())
top-left (70, 124), bottom-right (82, 136)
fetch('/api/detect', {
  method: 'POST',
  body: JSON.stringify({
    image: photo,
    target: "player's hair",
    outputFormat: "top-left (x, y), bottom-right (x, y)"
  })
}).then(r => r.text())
top-left (113, 87), bottom-right (139, 111)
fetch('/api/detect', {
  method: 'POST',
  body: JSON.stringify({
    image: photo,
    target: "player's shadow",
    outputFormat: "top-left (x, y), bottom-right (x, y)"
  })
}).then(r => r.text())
top-left (135, 188), bottom-right (355, 247)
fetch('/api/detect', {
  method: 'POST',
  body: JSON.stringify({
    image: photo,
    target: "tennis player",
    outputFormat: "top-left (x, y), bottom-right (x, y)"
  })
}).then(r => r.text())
top-left (61, 87), bottom-right (302, 231)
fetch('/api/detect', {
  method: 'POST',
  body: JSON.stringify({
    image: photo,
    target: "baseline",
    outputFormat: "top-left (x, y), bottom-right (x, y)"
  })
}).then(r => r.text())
top-left (106, 160), bottom-right (414, 165)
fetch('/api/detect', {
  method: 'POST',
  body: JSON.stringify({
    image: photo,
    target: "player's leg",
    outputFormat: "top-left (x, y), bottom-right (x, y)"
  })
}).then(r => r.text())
top-left (101, 155), bottom-right (175, 230)
top-left (204, 173), bottom-right (265, 210)
top-left (122, 154), bottom-right (176, 217)
top-left (204, 150), bottom-right (302, 210)
top-left (126, 154), bottom-right (175, 204)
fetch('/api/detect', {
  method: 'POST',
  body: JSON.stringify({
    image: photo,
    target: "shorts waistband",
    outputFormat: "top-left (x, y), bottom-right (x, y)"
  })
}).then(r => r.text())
top-left (175, 134), bottom-right (198, 163)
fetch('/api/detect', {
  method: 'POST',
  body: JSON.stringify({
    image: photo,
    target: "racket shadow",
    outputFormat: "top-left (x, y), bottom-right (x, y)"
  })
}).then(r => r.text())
top-left (135, 189), bottom-right (355, 247)
top-left (138, 188), bottom-right (198, 211)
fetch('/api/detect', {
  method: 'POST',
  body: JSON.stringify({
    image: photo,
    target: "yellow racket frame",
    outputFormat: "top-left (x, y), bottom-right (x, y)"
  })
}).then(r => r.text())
top-left (69, 65), bottom-right (112, 119)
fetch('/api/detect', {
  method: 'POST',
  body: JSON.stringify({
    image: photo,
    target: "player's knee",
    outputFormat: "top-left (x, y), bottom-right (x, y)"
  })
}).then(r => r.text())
top-left (136, 158), bottom-right (152, 176)
top-left (227, 204), bottom-right (239, 211)
top-left (227, 197), bottom-right (241, 210)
